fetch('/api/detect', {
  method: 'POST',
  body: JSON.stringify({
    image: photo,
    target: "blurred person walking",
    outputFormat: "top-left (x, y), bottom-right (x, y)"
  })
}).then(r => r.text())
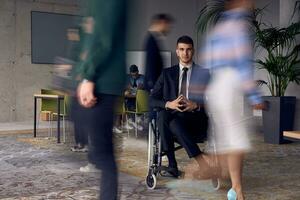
top-left (144, 14), bottom-right (173, 91)
top-left (52, 26), bottom-right (89, 152)
top-left (65, 27), bottom-right (89, 152)
top-left (188, 0), bottom-right (265, 199)
top-left (144, 14), bottom-right (173, 123)
top-left (76, 0), bottom-right (127, 199)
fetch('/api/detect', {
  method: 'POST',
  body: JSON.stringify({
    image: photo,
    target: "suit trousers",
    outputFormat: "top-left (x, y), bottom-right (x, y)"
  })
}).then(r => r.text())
top-left (83, 94), bottom-right (118, 200)
top-left (157, 109), bottom-right (208, 158)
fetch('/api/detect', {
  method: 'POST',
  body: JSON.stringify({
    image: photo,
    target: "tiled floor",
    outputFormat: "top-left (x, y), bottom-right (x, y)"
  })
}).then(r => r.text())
top-left (0, 121), bottom-right (299, 199)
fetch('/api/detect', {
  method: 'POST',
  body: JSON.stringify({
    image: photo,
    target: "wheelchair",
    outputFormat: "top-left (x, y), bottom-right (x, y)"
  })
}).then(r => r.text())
top-left (145, 111), bottom-right (225, 190)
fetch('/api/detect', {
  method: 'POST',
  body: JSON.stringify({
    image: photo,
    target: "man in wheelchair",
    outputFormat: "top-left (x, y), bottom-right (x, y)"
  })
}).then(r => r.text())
top-left (150, 35), bottom-right (210, 178)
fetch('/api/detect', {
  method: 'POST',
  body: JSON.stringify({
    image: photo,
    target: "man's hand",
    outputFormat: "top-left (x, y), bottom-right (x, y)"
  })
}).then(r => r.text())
top-left (165, 95), bottom-right (185, 112)
top-left (181, 97), bottom-right (198, 112)
top-left (124, 90), bottom-right (131, 97)
top-left (77, 80), bottom-right (97, 108)
top-left (124, 89), bottom-right (135, 98)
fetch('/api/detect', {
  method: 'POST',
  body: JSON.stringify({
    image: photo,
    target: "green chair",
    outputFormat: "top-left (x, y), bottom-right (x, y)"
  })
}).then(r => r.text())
top-left (114, 96), bottom-right (126, 134)
top-left (52, 93), bottom-right (71, 143)
top-left (115, 96), bottom-right (126, 115)
top-left (39, 89), bottom-right (68, 142)
top-left (125, 89), bottom-right (149, 137)
top-left (38, 89), bottom-right (63, 137)
top-left (39, 96), bottom-right (56, 137)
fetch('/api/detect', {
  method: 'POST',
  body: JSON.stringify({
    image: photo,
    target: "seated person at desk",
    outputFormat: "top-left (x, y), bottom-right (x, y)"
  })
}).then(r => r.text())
top-left (124, 64), bottom-right (145, 111)
top-left (150, 35), bottom-right (209, 178)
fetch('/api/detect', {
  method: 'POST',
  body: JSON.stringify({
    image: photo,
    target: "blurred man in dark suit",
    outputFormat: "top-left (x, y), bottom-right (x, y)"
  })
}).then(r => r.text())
top-left (144, 14), bottom-right (173, 91)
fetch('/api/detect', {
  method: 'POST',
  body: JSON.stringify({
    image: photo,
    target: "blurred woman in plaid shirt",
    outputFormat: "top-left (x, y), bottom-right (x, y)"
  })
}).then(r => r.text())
top-left (199, 0), bottom-right (265, 199)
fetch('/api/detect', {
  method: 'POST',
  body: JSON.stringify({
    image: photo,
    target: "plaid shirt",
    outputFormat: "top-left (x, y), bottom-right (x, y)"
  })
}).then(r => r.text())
top-left (201, 8), bottom-right (262, 105)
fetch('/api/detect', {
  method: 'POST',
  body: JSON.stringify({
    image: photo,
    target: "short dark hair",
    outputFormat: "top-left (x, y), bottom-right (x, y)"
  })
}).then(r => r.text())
top-left (129, 64), bottom-right (139, 73)
top-left (177, 35), bottom-right (194, 47)
top-left (151, 14), bottom-right (174, 23)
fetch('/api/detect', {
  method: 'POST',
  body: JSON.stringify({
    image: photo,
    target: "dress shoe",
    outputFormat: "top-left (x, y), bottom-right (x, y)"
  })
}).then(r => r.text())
top-left (160, 166), bottom-right (181, 178)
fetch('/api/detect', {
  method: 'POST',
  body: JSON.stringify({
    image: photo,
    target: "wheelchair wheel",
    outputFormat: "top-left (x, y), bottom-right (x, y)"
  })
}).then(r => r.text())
top-left (147, 121), bottom-right (155, 167)
top-left (211, 178), bottom-right (220, 190)
top-left (211, 178), bottom-right (231, 190)
top-left (146, 173), bottom-right (157, 190)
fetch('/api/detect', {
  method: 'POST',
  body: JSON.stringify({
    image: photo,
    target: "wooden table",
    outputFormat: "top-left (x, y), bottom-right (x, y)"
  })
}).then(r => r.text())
top-left (283, 131), bottom-right (300, 140)
top-left (33, 94), bottom-right (65, 143)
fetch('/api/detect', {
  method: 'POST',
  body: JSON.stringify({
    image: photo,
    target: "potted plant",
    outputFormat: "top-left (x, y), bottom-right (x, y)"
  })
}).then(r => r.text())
top-left (196, 1), bottom-right (300, 144)
top-left (254, 8), bottom-right (300, 143)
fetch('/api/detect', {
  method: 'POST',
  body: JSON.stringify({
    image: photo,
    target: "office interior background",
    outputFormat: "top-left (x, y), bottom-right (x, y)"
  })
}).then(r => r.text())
top-left (0, 0), bottom-right (299, 128)
top-left (0, 0), bottom-right (299, 199)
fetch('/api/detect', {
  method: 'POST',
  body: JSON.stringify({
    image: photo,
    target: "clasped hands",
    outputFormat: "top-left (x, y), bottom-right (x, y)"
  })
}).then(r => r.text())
top-left (165, 95), bottom-right (199, 112)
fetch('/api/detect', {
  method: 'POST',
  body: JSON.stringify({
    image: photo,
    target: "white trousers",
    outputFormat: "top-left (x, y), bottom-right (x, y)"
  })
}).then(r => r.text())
top-left (206, 68), bottom-right (251, 153)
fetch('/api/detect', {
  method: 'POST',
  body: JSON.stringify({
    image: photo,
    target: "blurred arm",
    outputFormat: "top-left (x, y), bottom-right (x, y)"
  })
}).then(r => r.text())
top-left (150, 72), bottom-right (167, 109)
top-left (77, 0), bottom-right (126, 82)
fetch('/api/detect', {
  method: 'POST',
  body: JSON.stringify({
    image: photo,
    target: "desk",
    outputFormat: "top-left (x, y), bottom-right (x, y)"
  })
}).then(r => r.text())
top-left (33, 94), bottom-right (65, 143)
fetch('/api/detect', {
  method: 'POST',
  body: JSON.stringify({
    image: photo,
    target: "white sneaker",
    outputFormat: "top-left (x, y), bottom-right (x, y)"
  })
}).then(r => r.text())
top-left (128, 119), bottom-right (135, 126)
top-left (71, 145), bottom-right (88, 152)
top-left (129, 121), bottom-right (143, 131)
top-left (123, 123), bottom-right (133, 130)
top-left (136, 116), bottom-right (142, 123)
top-left (128, 118), bottom-right (134, 124)
top-left (136, 124), bottom-right (143, 131)
top-left (162, 155), bottom-right (168, 162)
top-left (77, 146), bottom-right (88, 152)
top-left (79, 163), bottom-right (100, 173)
top-left (113, 126), bottom-right (122, 133)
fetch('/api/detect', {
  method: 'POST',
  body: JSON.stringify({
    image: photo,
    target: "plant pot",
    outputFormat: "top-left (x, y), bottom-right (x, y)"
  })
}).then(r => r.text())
top-left (262, 96), bottom-right (296, 144)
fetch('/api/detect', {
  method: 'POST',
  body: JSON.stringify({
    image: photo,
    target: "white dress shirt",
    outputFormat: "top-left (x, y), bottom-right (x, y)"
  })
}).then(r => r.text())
top-left (178, 63), bottom-right (193, 99)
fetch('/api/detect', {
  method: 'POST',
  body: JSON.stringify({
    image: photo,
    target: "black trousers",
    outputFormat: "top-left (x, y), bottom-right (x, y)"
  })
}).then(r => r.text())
top-left (70, 97), bottom-right (88, 146)
top-left (83, 94), bottom-right (118, 200)
top-left (157, 109), bottom-right (208, 159)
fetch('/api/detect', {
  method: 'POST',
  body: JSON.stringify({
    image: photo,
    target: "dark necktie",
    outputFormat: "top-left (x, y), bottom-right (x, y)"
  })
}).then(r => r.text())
top-left (180, 67), bottom-right (188, 97)
top-left (133, 78), bottom-right (137, 87)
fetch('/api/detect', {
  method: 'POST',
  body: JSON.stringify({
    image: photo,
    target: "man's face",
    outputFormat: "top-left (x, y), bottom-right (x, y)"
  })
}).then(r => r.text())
top-left (176, 43), bottom-right (194, 65)
top-left (130, 71), bottom-right (139, 79)
top-left (159, 20), bottom-right (171, 36)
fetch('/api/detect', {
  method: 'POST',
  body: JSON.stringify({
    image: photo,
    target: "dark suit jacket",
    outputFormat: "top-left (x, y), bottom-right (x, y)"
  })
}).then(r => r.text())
top-left (150, 64), bottom-right (210, 109)
top-left (144, 32), bottom-right (164, 91)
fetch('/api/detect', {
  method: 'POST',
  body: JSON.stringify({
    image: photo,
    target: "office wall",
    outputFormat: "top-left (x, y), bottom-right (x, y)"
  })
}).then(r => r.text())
top-left (0, 0), bottom-right (81, 122)
top-left (0, 0), bottom-right (206, 122)
top-left (0, 0), bottom-right (299, 128)
top-left (127, 0), bottom-right (206, 65)
top-left (0, 0), bottom-right (15, 122)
